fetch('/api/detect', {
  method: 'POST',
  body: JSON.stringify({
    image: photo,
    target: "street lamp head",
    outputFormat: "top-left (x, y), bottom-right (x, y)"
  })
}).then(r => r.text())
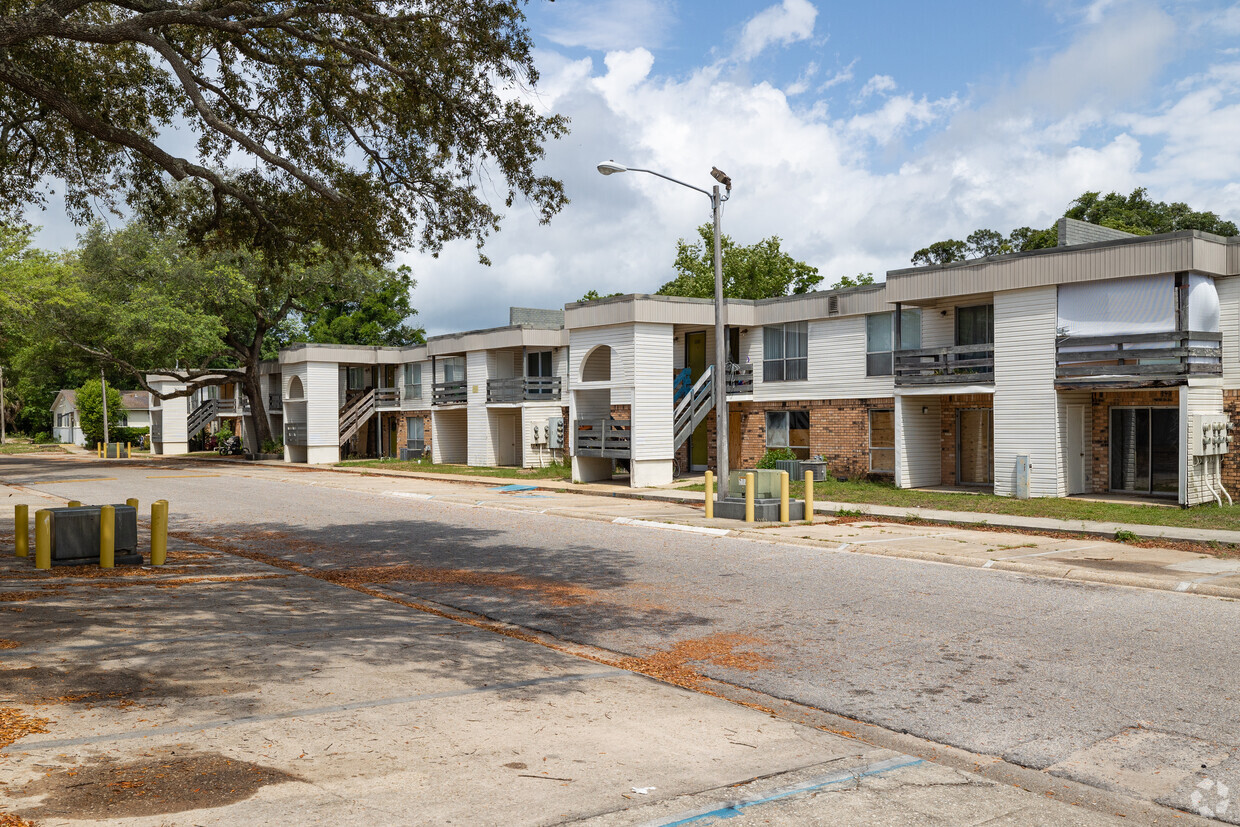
top-left (710, 166), bottom-right (732, 192)
top-left (597, 160), bottom-right (627, 175)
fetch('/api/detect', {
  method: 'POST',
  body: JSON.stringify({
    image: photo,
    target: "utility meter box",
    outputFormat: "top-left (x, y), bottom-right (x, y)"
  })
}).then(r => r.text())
top-left (48, 505), bottom-right (141, 566)
top-left (547, 417), bottom-right (565, 450)
top-left (728, 469), bottom-right (784, 500)
top-left (1191, 414), bottom-right (1232, 457)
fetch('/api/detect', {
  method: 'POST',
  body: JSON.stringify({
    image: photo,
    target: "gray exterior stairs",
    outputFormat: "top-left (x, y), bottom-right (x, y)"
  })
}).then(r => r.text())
top-left (187, 398), bottom-right (219, 437)
top-left (673, 365), bottom-right (714, 450)
top-left (339, 389), bottom-right (376, 446)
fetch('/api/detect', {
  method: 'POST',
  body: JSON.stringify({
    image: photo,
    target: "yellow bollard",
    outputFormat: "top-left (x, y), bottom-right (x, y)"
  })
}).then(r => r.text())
top-left (126, 497), bottom-right (139, 511)
top-left (68, 500), bottom-right (81, 508)
top-left (99, 504), bottom-right (115, 568)
top-left (15, 504), bottom-right (28, 557)
top-left (804, 470), bottom-right (815, 524)
top-left (744, 472), bottom-right (755, 523)
top-left (97, 443), bottom-right (102, 458)
top-left (34, 509), bottom-right (50, 569)
top-left (150, 500), bottom-right (168, 566)
top-left (126, 442), bottom-right (131, 458)
top-left (704, 470), bottom-right (714, 520)
top-left (780, 471), bottom-right (790, 523)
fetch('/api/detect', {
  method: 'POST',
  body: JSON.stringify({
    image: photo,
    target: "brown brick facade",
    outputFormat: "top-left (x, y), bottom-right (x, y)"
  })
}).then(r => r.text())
top-left (677, 398), bottom-right (896, 478)
top-left (394, 411), bottom-right (432, 458)
top-left (1226, 390), bottom-right (1240, 493)
top-left (938, 394), bottom-right (993, 487)
top-left (1089, 389), bottom-right (1177, 494)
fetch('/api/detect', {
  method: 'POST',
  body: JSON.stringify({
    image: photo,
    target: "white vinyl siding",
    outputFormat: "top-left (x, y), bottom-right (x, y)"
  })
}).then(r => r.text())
top-left (754, 315), bottom-right (894, 403)
top-left (1218, 276), bottom-right (1240, 384)
top-left (304, 362), bottom-right (341, 449)
top-left (466, 350), bottom-right (493, 466)
top-left (432, 408), bottom-right (467, 464)
top-left (993, 287), bottom-right (1059, 497)
top-left (1182, 385), bottom-right (1223, 506)
top-left (631, 323), bottom-right (674, 461)
top-left (895, 396), bottom-right (940, 488)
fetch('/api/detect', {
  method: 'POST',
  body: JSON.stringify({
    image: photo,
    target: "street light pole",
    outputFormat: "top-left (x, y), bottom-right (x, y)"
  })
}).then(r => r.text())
top-left (597, 161), bottom-right (733, 499)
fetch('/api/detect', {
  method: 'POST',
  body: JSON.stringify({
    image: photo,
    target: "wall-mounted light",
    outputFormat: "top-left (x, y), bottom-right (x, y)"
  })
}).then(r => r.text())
top-left (922, 405), bottom-right (928, 415)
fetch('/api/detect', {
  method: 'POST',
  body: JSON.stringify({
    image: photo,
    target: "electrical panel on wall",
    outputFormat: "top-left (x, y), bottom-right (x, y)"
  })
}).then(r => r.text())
top-left (547, 416), bottom-right (564, 450)
top-left (1190, 414), bottom-right (1231, 457)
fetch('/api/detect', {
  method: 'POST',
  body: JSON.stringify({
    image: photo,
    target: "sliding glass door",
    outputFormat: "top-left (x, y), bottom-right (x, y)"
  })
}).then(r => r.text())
top-left (1110, 408), bottom-right (1178, 496)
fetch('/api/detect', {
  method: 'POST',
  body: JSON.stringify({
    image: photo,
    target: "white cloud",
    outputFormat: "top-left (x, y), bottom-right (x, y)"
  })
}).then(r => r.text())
top-left (859, 74), bottom-right (897, 98)
top-left (540, 0), bottom-right (676, 52)
top-left (734, 0), bottom-right (818, 62)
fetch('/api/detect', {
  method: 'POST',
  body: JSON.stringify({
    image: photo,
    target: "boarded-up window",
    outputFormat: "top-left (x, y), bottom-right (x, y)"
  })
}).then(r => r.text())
top-left (766, 410), bottom-right (810, 459)
top-left (869, 409), bottom-right (895, 472)
top-left (957, 408), bottom-right (993, 485)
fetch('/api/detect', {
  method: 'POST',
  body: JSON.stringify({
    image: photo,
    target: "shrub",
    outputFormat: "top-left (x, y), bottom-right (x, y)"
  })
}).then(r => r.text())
top-left (31, 431), bottom-right (55, 444)
top-left (756, 448), bottom-right (796, 469)
top-left (1114, 529), bottom-right (1139, 543)
top-left (261, 439), bottom-right (284, 454)
top-left (111, 426), bottom-right (149, 445)
top-left (215, 423), bottom-right (234, 441)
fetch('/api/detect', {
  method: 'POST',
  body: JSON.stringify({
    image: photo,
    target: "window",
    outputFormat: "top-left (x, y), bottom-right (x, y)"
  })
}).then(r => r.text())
top-left (763, 322), bottom-right (808, 382)
top-left (955, 304), bottom-right (994, 347)
top-left (406, 416), bottom-right (425, 450)
top-left (404, 364), bottom-right (421, 399)
top-left (866, 310), bottom-right (922, 376)
top-left (766, 410), bottom-right (810, 459)
top-left (441, 357), bottom-right (465, 383)
top-left (346, 367), bottom-right (365, 390)
top-left (869, 409), bottom-right (895, 473)
top-left (526, 351), bottom-right (553, 377)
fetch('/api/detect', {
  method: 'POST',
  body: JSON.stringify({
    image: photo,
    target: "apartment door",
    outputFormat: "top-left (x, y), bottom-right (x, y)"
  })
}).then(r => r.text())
top-left (686, 332), bottom-right (709, 470)
top-left (496, 412), bottom-right (519, 467)
top-left (957, 408), bottom-right (993, 485)
top-left (1110, 408), bottom-right (1178, 496)
top-left (1066, 404), bottom-right (1087, 494)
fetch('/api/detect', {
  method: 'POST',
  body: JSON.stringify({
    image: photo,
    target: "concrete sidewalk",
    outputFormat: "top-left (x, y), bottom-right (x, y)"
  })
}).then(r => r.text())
top-left (0, 494), bottom-right (1163, 825)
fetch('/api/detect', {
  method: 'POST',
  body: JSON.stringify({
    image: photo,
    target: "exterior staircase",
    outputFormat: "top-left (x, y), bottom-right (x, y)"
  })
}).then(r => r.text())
top-left (187, 398), bottom-right (219, 437)
top-left (672, 365), bottom-right (715, 450)
top-left (339, 389), bottom-right (376, 446)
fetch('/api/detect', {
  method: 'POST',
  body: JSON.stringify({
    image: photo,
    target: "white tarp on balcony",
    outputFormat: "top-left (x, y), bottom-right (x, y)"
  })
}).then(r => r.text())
top-left (1057, 273), bottom-right (1175, 338)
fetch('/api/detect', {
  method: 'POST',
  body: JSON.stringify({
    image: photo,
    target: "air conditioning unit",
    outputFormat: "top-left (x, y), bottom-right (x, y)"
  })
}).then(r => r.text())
top-left (48, 505), bottom-right (141, 566)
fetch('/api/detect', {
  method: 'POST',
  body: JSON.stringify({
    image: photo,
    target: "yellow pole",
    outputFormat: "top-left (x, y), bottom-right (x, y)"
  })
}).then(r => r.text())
top-left (67, 500), bottom-right (81, 508)
top-left (779, 471), bottom-right (790, 523)
top-left (704, 470), bottom-right (714, 520)
top-left (150, 500), bottom-right (168, 566)
top-left (99, 504), bottom-right (115, 568)
top-left (15, 504), bottom-right (28, 557)
top-left (804, 470), bottom-right (815, 524)
top-left (126, 442), bottom-right (131, 458)
top-left (34, 509), bottom-right (50, 569)
top-left (744, 472), bottom-right (755, 523)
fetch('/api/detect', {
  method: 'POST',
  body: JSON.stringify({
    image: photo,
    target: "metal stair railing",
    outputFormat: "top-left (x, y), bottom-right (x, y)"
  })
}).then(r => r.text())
top-left (673, 367), bottom-right (692, 403)
top-left (672, 365), bottom-right (714, 449)
top-left (338, 388), bottom-right (377, 445)
top-left (187, 398), bottom-right (218, 436)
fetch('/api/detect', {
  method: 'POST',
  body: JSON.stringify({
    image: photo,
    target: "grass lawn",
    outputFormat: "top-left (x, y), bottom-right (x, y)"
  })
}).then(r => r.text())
top-left (337, 458), bottom-right (572, 481)
top-left (0, 442), bottom-right (68, 455)
top-left (687, 476), bottom-right (1240, 533)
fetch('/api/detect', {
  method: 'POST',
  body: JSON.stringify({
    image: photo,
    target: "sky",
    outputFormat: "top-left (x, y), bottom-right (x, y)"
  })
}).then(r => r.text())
top-left (25, 0), bottom-right (1240, 335)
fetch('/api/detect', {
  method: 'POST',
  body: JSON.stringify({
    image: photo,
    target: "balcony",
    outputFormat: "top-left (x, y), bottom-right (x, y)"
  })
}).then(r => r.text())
top-left (433, 380), bottom-right (468, 406)
top-left (574, 418), bottom-right (631, 459)
top-left (403, 383), bottom-right (422, 403)
top-left (268, 393), bottom-right (283, 412)
top-left (486, 376), bottom-right (562, 403)
top-left (284, 421), bottom-right (308, 446)
top-left (895, 345), bottom-right (995, 386)
top-left (374, 388), bottom-right (401, 409)
top-left (726, 363), bottom-right (754, 394)
top-left (1055, 331), bottom-right (1222, 389)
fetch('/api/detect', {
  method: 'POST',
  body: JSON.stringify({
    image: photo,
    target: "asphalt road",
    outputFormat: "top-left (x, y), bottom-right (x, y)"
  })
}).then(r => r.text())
top-left (7, 455), bottom-right (1240, 822)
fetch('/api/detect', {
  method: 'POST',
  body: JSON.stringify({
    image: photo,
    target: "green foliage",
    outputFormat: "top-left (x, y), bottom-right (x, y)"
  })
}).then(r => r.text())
top-left (1114, 529), bottom-right (1139, 544)
top-left (31, 431), bottom-right (54, 444)
top-left (301, 266), bottom-right (425, 347)
top-left (261, 439), bottom-right (285, 455)
top-left (756, 448), bottom-right (797, 469)
top-left (578, 290), bottom-right (623, 303)
top-left (74, 380), bottom-right (125, 447)
top-left (911, 187), bottom-right (1236, 266)
top-left (216, 423), bottom-right (234, 441)
top-left (831, 273), bottom-right (875, 290)
top-left (112, 426), bottom-right (149, 446)
top-left (0, 2), bottom-right (567, 265)
top-left (656, 224), bottom-right (823, 300)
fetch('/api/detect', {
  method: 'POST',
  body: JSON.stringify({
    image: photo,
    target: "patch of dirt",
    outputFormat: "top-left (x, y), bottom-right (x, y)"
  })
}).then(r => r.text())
top-left (616, 633), bottom-right (772, 689)
top-left (0, 586), bottom-right (65, 602)
top-left (0, 639), bottom-right (18, 649)
top-left (317, 564), bottom-right (598, 607)
top-left (13, 750), bottom-right (301, 819)
top-left (0, 706), bottom-right (50, 749)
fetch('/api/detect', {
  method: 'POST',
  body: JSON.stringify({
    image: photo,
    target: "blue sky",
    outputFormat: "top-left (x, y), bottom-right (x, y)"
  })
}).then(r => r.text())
top-left (26, 1), bottom-right (1240, 335)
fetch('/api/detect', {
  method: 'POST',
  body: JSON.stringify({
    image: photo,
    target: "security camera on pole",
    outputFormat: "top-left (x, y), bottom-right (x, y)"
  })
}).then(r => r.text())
top-left (596, 160), bottom-right (734, 499)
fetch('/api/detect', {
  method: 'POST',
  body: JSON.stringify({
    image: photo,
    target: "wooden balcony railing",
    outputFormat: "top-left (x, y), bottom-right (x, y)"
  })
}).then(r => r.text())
top-left (895, 345), bottom-right (995, 385)
top-left (432, 380), bottom-right (468, 406)
top-left (486, 376), bottom-right (562, 403)
top-left (1056, 331), bottom-right (1222, 387)
top-left (574, 419), bottom-right (631, 459)
top-left (726, 363), bottom-right (754, 394)
top-left (374, 388), bottom-right (401, 408)
top-left (268, 394), bottom-right (282, 412)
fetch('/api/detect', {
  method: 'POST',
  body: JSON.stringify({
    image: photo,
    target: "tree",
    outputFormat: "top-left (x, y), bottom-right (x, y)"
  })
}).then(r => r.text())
top-left (910, 239), bottom-right (969, 266)
top-left (0, 1), bottom-right (568, 264)
top-left (34, 221), bottom-right (421, 447)
top-left (301, 267), bottom-right (425, 347)
top-left (578, 290), bottom-right (623, 303)
top-left (74, 378), bottom-right (123, 447)
top-left (655, 224), bottom-right (822, 300)
top-left (831, 273), bottom-right (875, 290)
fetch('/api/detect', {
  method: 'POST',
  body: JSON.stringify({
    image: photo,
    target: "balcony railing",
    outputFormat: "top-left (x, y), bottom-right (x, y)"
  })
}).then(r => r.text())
top-left (574, 418), bottom-right (631, 459)
top-left (374, 388), bottom-right (401, 408)
top-left (726, 363), bottom-right (754, 394)
top-left (284, 421), bottom-right (308, 446)
top-left (268, 394), bottom-right (283, 412)
top-left (1055, 331), bottom-right (1222, 387)
top-left (433, 380), bottom-right (468, 406)
top-left (486, 376), bottom-right (562, 403)
top-left (895, 345), bottom-right (995, 385)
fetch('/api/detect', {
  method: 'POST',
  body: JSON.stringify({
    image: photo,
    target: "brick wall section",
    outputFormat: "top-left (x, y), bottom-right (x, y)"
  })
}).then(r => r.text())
top-left (938, 394), bottom-right (993, 486)
top-left (1219, 391), bottom-right (1240, 493)
top-left (1089, 389), bottom-right (1177, 493)
top-left (1057, 217), bottom-right (1137, 247)
top-left (395, 411), bottom-right (432, 458)
top-left (509, 307), bottom-right (565, 328)
top-left (675, 398), bottom-right (896, 478)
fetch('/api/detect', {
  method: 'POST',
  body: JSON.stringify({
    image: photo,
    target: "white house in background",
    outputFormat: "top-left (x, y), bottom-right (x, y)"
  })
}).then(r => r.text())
top-left (51, 388), bottom-right (151, 447)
